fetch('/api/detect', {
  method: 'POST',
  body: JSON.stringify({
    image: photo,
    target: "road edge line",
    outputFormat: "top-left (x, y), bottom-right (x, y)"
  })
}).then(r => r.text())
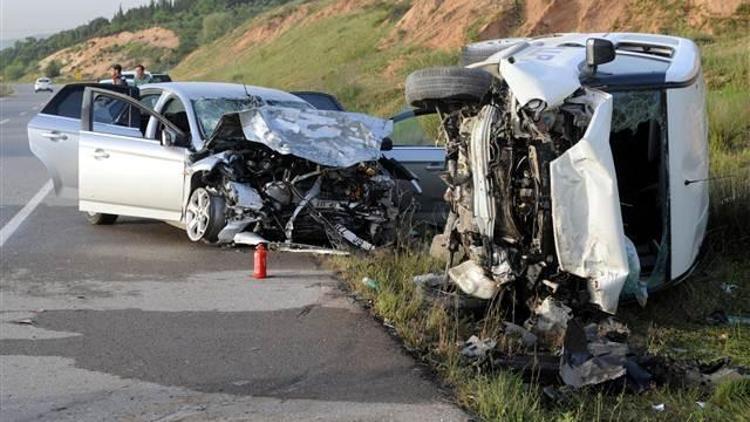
top-left (0, 180), bottom-right (53, 248)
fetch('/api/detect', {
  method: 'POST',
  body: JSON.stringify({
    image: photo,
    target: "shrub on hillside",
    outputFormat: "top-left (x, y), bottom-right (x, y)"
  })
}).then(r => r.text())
top-left (44, 60), bottom-right (62, 78)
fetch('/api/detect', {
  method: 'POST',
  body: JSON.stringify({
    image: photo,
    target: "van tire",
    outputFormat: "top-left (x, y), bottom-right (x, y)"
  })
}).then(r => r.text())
top-left (405, 67), bottom-right (492, 109)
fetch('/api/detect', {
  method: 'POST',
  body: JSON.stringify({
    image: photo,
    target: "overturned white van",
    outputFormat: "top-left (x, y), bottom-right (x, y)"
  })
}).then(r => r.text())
top-left (406, 33), bottom-right (708, 314)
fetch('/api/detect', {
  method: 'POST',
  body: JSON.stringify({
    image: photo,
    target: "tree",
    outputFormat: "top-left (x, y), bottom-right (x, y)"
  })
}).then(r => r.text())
top-left (44, 60), bottom-right (62, 78)
top-left (199, 12), bottom-right (230, 44)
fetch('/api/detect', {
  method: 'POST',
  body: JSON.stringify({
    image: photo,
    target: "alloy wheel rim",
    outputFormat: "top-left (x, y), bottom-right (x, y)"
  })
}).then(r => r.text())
top-left (186, 189), bottom-right (211, 241)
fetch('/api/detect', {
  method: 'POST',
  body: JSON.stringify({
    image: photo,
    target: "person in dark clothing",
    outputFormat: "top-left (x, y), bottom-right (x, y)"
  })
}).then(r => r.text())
top-left (110, 64), bottom-right (127, 86)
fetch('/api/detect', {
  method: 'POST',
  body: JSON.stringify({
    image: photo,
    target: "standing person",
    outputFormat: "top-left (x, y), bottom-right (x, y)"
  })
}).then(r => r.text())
top-left (133, 64), bottom-right (152, 87)
top-left (110, 64), bottom-right (127, 86)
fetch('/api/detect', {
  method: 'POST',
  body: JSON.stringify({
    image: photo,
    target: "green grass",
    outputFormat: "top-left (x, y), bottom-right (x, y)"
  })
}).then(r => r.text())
top-left (0, 83), bottom-right (12, 97)
top-left (173, 1), bottom-right (458, 116)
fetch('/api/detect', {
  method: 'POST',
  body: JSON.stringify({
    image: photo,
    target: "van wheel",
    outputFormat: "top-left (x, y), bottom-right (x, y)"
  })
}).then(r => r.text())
top-left (185, 187), bottom-right (226, 243)
top-left (405, 67), bottom-right (493, 109)
top-left (86, 212), bottom-right (118, 225)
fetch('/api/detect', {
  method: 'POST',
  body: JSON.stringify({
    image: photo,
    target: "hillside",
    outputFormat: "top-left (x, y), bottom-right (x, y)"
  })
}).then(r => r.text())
top-left (0, 0), bottom-right (294, 81)
top-left (37, 27), bottom-right (179, 80)
top-left (172, 0), bottom-right (748, 115)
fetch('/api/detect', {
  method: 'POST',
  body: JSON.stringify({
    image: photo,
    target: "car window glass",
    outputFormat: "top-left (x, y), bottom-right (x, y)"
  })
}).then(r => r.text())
top-left (140, 94), bottom-right (161, 110)
top-left (291, 93), bottom-right (342, 111)
top-left (161, 98), bottom-right (191, 135)
top-left (42, 87), bottom-right (84, 119)
top-left (390, 111), bottom-right (442, 146)
top-left (192, 97), bottom-right (262, 138)
top-left (92, 95), bottom-right (148, 138)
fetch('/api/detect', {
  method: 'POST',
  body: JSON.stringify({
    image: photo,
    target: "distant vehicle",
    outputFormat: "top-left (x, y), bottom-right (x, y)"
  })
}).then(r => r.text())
top-left (34, 77), bottom-right (53, 93)
top-left (98, 71), bottom-right (172, 86)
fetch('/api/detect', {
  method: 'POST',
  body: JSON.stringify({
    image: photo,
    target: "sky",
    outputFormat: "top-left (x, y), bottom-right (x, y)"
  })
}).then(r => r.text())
top-left (0, 0), bottom-right (153, 41)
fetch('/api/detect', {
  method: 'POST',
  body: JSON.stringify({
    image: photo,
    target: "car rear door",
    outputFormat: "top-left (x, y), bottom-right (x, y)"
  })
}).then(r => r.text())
top-left (78, 87), bottom-right (188, 222)
top-left (28, 84), bottom-right (138, 197)
top-left (385, 109), bottom-right (447, 223)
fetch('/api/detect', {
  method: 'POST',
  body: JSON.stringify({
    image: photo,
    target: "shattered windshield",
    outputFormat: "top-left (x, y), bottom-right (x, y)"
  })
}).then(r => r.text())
top-left (192, 97), bottom-right (310, 138)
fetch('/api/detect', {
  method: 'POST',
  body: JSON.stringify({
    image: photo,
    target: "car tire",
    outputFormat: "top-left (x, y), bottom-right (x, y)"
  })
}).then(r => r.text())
top-left (405, 67), bottom-right (493, 109)
top-left (460, 38), bottom-right (527, 66)
top-left (185, 187), bottom-right (226, 243)
top-left (86, 212), bottom-right (118, 225)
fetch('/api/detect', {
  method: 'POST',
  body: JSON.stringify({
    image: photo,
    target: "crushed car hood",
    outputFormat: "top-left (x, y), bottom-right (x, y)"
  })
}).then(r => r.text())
top-left (203, 106), bottom-right (393, 168)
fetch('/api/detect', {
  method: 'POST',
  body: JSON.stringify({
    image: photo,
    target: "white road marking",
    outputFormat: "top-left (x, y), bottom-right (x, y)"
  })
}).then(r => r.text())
top-left (0, 180), bottom-right (53, 248)
top-left (0, 119), bottom-right (9, 125)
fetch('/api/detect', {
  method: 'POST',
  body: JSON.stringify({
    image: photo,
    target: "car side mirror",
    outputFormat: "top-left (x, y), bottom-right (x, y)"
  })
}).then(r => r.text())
top-left (586, 38), bottom-right (615, 74)
top-left (381, 137), bottom-right (393, 151)
top-left (161, 129), bottom-right (188, 147)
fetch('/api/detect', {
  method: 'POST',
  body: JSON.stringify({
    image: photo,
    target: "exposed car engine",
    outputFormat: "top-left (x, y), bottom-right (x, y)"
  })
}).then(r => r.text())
top-left (436, 83), bottom-right (595, 317)
top-left (187, 106), bottom-right (416, 251)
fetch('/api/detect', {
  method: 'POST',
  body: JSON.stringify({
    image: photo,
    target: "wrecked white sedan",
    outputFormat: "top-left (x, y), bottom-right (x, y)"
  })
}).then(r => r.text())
top-left (28, 82), bottom-right (421, 249)
top-left (406, 33), bottom-right (708, 313)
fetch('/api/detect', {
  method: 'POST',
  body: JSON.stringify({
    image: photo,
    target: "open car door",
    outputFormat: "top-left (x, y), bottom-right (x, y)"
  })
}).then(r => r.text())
top-left (28, 83), bottom-right (138, 197)
top-left (385, 109), bottom-right (447, 223)
top-left (78, 87), bottom-right (190, 222)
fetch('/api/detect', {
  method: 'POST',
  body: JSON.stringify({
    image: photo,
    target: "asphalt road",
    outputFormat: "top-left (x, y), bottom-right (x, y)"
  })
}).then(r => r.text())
top-left (0, 84), bottom-right (466, 421)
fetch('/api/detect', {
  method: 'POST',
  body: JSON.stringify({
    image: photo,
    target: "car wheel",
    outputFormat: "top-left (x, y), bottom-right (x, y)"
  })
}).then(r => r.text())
top-left (86, 212), bottom-right (118, 225)
top-left (405, 67), bottom-right (493, 109)
top-left (185, 187), bottom-right (226, 243)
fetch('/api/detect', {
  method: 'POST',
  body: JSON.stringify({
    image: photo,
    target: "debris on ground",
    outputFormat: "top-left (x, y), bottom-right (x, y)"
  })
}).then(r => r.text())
top-left (413, 273), bottom-right (445, 289)
top-left (526, 297), bottom-right (572, 348)
top-left (559, 319), bottom-right (629, 388)
top-left (11, 318), bottom-right (34, 325)
top-left (461, 335), bottom-right (497, 360)
top-left (362, 277), bottom-right (379, 290)
top-left (502, 322), bottom-right (538, 348)
top-left (720, 282), bottom-right (738, 295)
top-left (652, 403), bottom-right (665, 412)
top-left (706, 310), bottom-right (750, 326)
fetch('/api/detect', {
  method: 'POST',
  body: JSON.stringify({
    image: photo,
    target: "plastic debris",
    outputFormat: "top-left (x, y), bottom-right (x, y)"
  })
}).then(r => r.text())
top-left (696, 401), bottom-right (705, 409)
top-left (461, 335), bottom-right (497, 359)
top-left (706, 310), bottom-right (750, 326)
top-left (720, 282), bottom-right (738, 295)
top-left (652, 403), bottom-right (665, 412)
top-left (502, 322), bottom-right (538, 347)
top-left (413, 273), bottom-right (445, 288)
top-left (361, 277), bottom-right (379, 290)
top-left (527, 297), bottom-right (572, 348)
top-left (12, 318), bottom-right (34, 325)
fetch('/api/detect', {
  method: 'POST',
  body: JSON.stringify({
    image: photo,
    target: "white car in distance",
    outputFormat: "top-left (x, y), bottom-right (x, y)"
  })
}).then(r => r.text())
top-left (34, 77), bottom-right (53, 93)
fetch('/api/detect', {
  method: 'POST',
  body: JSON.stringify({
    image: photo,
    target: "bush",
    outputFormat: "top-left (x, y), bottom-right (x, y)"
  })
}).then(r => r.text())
top-left (199, 12), bottom-right (231, 45)
top-left (4, 62), bottom-right (26, 80)
top-left (44, 60), bottom-right (62, 78)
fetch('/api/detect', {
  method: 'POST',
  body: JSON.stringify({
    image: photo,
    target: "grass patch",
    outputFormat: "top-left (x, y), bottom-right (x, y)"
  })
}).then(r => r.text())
top-left (0, 83), bottom-right (13, 97)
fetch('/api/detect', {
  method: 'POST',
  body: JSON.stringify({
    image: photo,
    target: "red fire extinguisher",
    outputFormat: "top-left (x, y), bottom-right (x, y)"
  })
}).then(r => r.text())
top-left (253, 244), bottom-right (267, 279)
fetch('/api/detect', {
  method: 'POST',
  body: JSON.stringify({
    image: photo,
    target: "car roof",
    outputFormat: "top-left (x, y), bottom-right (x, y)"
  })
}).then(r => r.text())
top-left (140, 81), bottom-right (307, 103)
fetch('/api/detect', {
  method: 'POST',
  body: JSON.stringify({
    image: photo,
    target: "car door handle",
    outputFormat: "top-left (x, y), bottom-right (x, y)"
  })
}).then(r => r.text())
top-left (93, 149), bottom-right (110, 160)
top-left (41, 131), bottom-right (68, 141)
top-left (424, 163), bottom-right (445, 171)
